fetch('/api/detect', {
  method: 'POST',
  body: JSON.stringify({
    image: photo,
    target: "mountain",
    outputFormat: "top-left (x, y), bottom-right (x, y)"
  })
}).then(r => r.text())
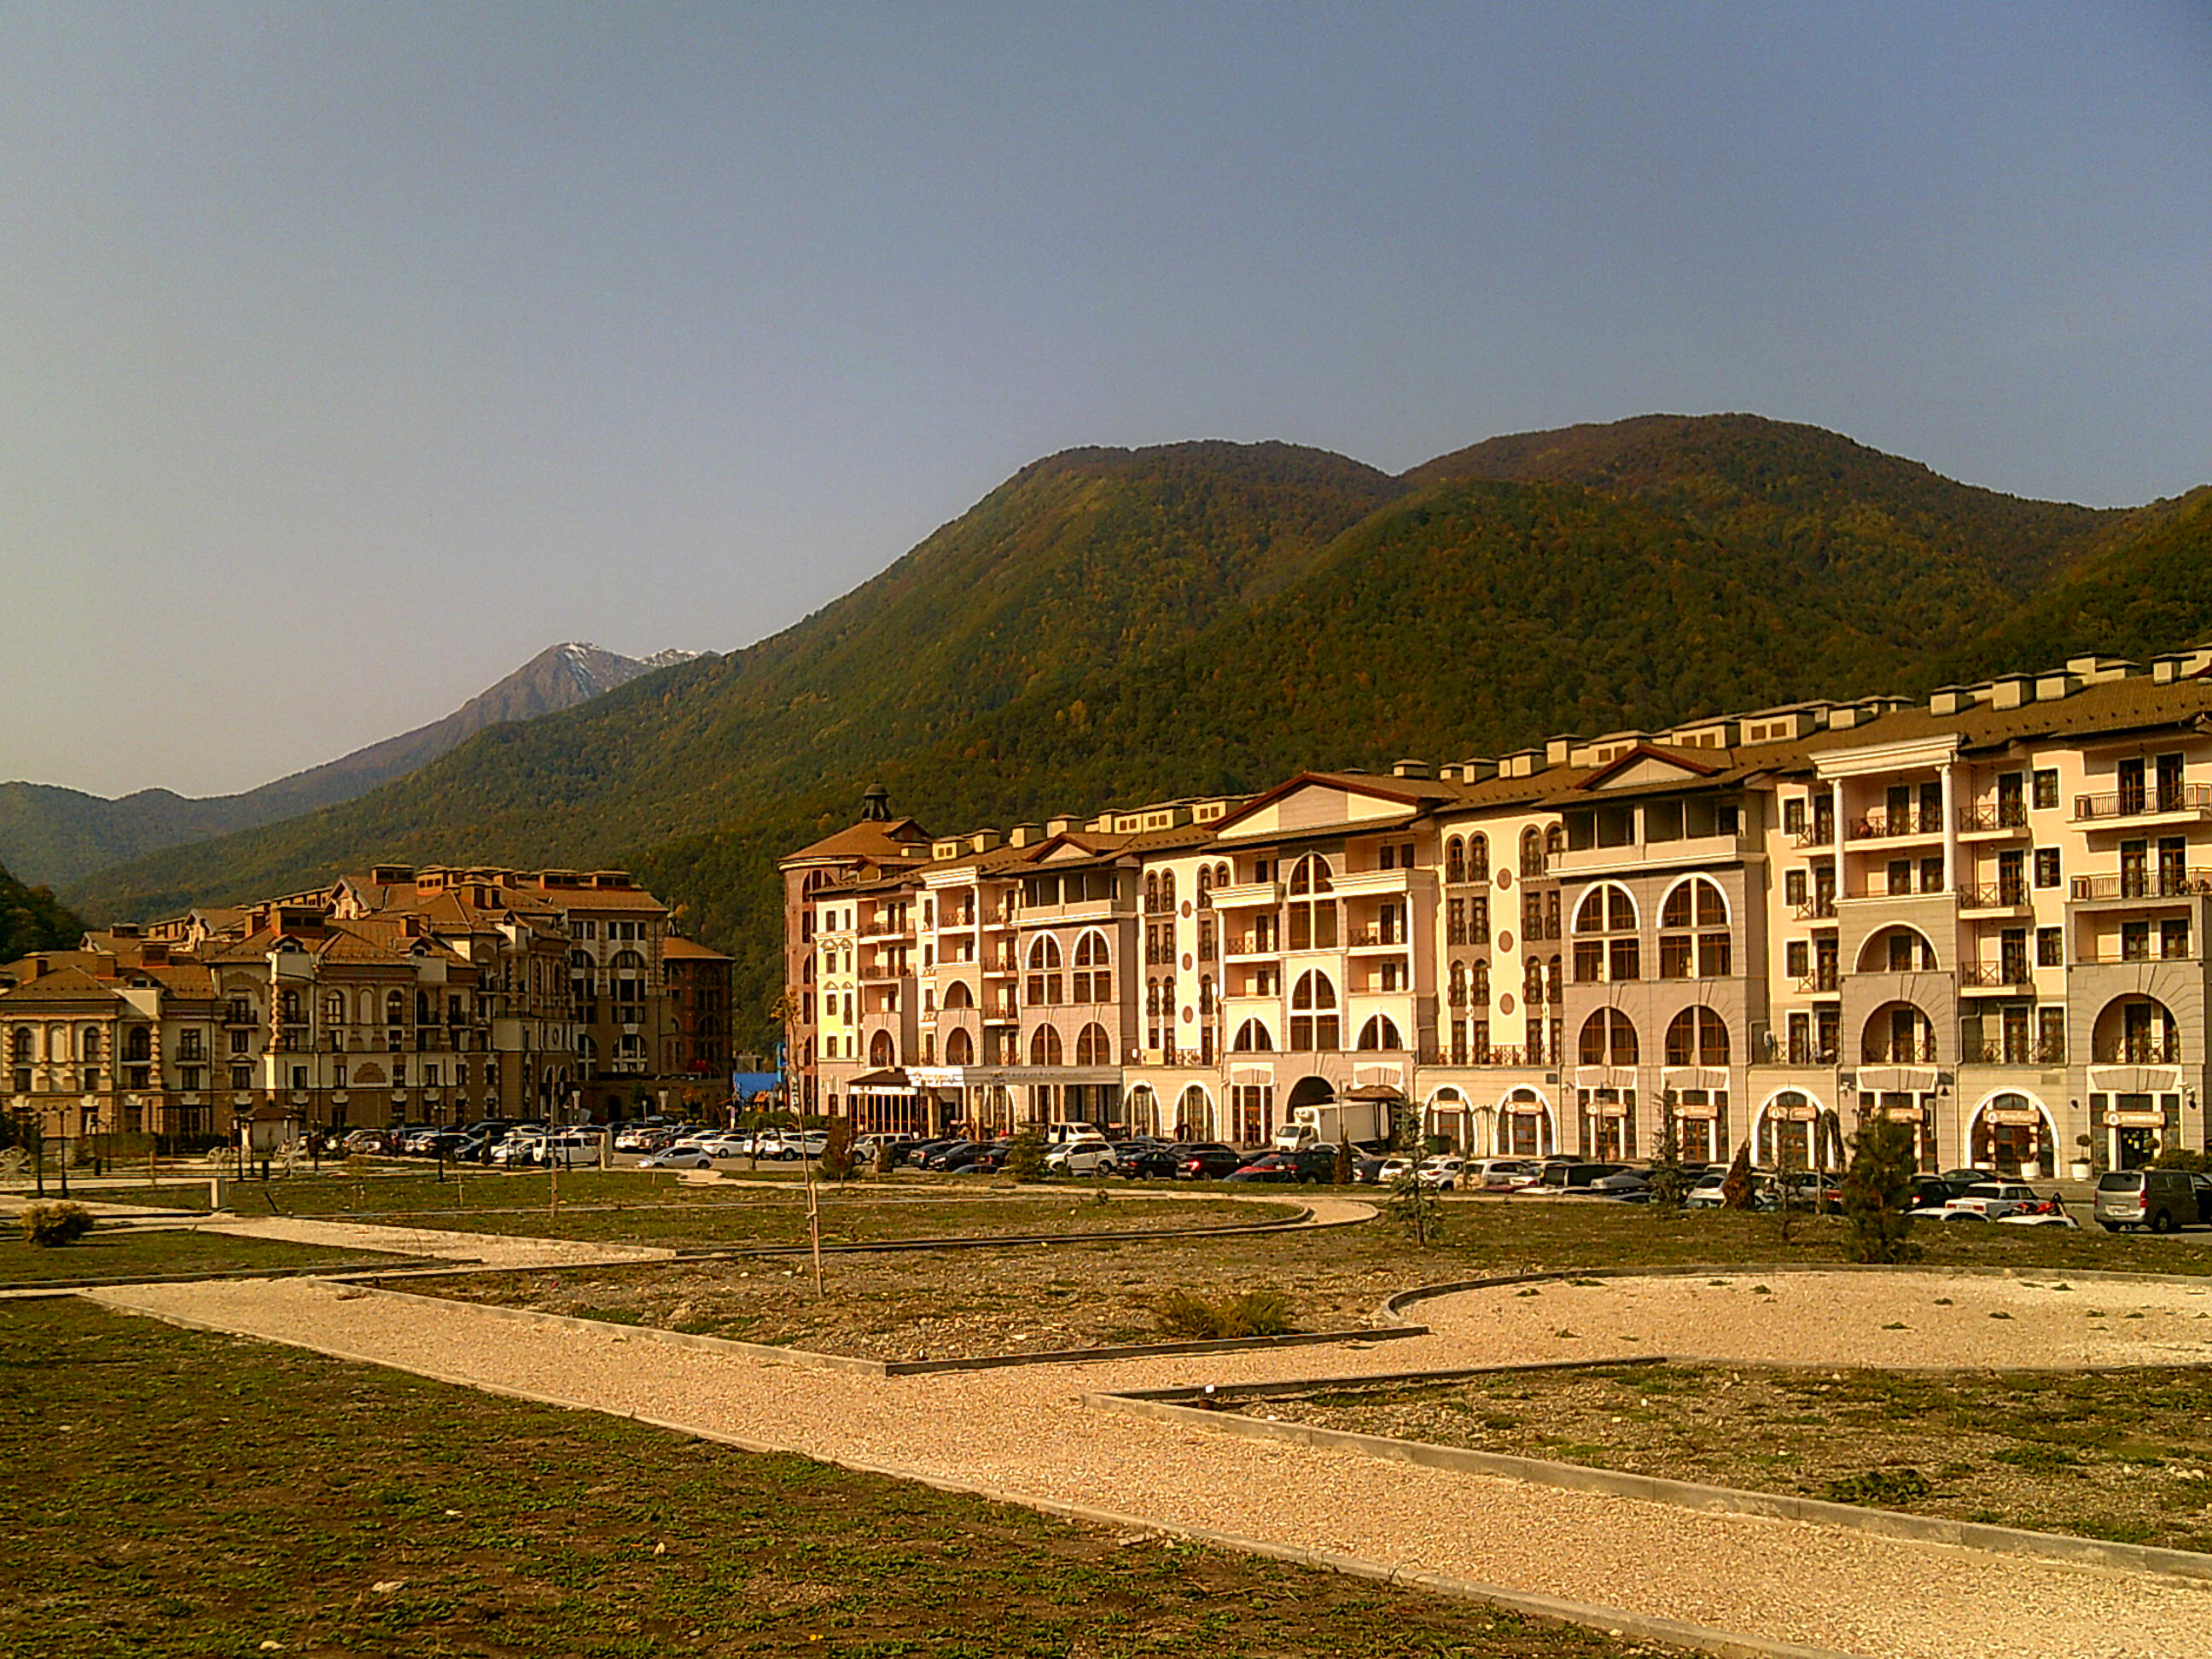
top-left (0, 862), bottom-right (85, 963)
top-left (62, 415), bottom-right (2212, 1041)
top-left (0, 642), bottom-right (699, 888)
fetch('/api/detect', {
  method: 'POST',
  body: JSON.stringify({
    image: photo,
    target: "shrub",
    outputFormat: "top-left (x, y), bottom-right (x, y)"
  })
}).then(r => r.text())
top-left (1824, 1467), bottom-right (1931, 1508)
top-left (20, 1201), bottom-right (95, 1248)
top-left (1719, 1139), bottom-right (1755, 1210)
top-left (817, 1118), bottom-right (856, 1182)
top-left (1649, 1093), bottom-right (1689, 1212)
top-left (1007, 1124), bottom-right (1048, 1183)
top-left (2152, 1147), bottom-right (2212, 1173)
top-left (1155, 1288), bottom-right (1295, 1340)
top-left (1840, 1115), bottom-right (1920, 1264)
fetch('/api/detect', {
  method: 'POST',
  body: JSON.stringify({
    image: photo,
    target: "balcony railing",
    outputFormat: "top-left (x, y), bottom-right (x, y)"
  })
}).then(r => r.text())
top-left (2070, 870), bottom-right (2212, 901)
top-left (1958, 883), bottom-right (2030, 911)
top-left (1793, 896), bottom-right (1838, 921)
top-left (1348, 926), bottom-right (1410, 948)
top-left (1783, 1047), bottom-right (1842, 1067)
top-left (858, 964), bottom-right (906, 981)
top-left (1958, 962), bottom-right (2034, 989)
top-left (1790, 823), bottom-right (1837, 849)
top-left (859, 921), bottom-right (916, 940)
top-left (1793, 969), bottom-right (1841, 994)
top-left (1861, 1039), bottom-right (1940, 1064)
top-left (2074, 784), bottom-right (2212, 822)
top-left (1420, 1044), bottom-right (1539, 1067)
top-left (1966, 1041), bottom-right (2066, 1066)
top-left (1956, 802), bottom-right (2029, 833)
top-left (2093, 1039), bottom-right (2185, 1065)
top-left (1848, 808), bottom-right (1945, 841)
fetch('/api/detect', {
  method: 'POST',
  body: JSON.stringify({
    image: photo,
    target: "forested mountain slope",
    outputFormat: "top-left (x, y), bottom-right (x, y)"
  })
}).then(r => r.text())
top-left (66, 415), bottom-right (2212, 1038)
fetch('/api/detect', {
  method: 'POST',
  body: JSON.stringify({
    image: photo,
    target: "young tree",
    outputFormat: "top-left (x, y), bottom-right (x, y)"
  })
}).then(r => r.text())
top-left (1649, 1090), bottom-right (1689, 1212)
top-left (1840, 1115), bottom-right (1920, 1263)
top-left (1332, 1138), bottom-right (1353, 1186)
top-left (1719, 1138), bottom-right (1755, 1211)
top-left (1007, 1121), bottom-right (1048, 1183)
top-left (1385, 1162), bottom-right (1443, 1247)
top-left (818, 1115), bottom-right (856, 1183)
top-left (1773, 1122), bottom-right (1805, 1244)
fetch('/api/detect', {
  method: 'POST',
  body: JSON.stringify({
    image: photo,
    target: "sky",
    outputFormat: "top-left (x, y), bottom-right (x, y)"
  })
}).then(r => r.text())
top-left (4, 1), bottom-right (2209, 799)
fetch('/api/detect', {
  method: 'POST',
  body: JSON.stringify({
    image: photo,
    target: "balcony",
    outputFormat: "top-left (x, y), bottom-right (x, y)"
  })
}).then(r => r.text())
top-left (1348, 926), bottom-right (1411, 951)
top-left (858, 964), bottom-right (907, 981)
top-left (1956, 802), bottom-right (2029, 835)
top-left (1958, 963), bottom-right (2035, 992)
top-left (1551, 830), bottom-right (1751, 877)
top-left (1848, 809), bottom-right (1945, 842)
top-left (1793, 896), bottom-right (1838, 922)
top-left (1861, 1039), bottom-right (1940, 1065)
top-left (1418, 1044), bottom-right (1540, 1068)
top-left (1965, 1041), bottom-right (2065, 1066)
top-left (2074, 784), bottom-right (2212, 824)
top-left (2071, 870), bottom-right (2212, 902)
top-left (1335, 867), bottom-right (1421, 897)
top-left (1790, 822), bottom-right (1838, 850)
top-left (1793, 969), bottom-right (1841, 995)
top-left (1957, 883), bottom-right (2031, 914)
top-left (1210, 880), bottom-right (1282, 909)
top-left (1225, 931), bottom-right (1284, 959)
top-left (2093, 1039), bottom-right (2184, 1065)
top-left (2076, 946), bottom-right (2196, 966)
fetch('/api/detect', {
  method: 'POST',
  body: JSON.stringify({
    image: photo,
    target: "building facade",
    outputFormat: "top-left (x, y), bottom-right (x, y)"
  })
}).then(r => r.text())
top-left (1, 863), bottom-right (731, 1150)
top-left (783, 649), bottom-right (2212, 1176)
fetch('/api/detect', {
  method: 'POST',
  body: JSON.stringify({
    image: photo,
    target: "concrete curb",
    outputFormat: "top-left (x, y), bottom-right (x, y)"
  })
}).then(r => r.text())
top-left (1087, 1372), bottom-right (2212, 1588)
top-left (348, 1280), bottom-right (1430, 1376)
top-left (73, 1288), bottom-right (1860, 1659)
top-left (0, 1256), bottom-right (452, 1295)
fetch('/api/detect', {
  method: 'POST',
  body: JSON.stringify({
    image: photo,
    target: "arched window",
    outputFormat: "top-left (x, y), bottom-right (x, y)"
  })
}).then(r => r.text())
top-left (1520, 827), bottom-right (1545, 876)
top-left (612, 949), bottom-right (645, 970)
top-left (1448, 960), bottom-right (1467, 1008)
top-left (1289, 970), bottom-right (1339, 1051)
top-left (1856, 926), bottom-right (1938, 975)
top-left (1214, 862), bottom-right (1231, 888)
top-left (1145, 872), bottom-right (1161, 913)
top-left (944, 981), bottom-right (974, 1010)
top-left (870, 1031), bottom-right (895, 1068)
top-left (1575, 884), bottom-right (1637, 934)
top-left (946, 1028), bottom-right (975, 1066)
top-left (569, 949), bottom-right (593, 970)
top-left (1468, 833), bottom-right (1490, 882)
top-left (323, 992), bottom-right (345, 1024)
top-left (1545, 825), bottom-right (1564, 858)
top-left (1161, 870), bottom-right (1176, 911)
top-left (1472, 960), bottom-right (1490, 1006)
top-left (1232, 1019), bottom-right (1275, 1052)
top-left (279, 989), bottom-right (300, 1023)
top-left (1578, 1010), bottom-right (1639, 1067)
top-left (386, 990), bottom-right (406, 1026)
top-left (1446, 837), bottom-right (1466, 883)
top-left (1196, 865), bottom-right (1214, 908)
top-left (1288, 854), bottom-right (1333, 895)
top-left (1027, 935), bottom-right (1062, 969)
top-left (1075, 1022), bottom-right (1111, 1065)
top-left (1356, 1014), bottom-right (1403, 1051)
top-left (124, 1025), bottom-right (151, 1062)
top-left (10, 1026), bottom-right (33, 1062)
top-left (1661, 877), bottom-right (1730, 929)
top-left (1029, 1024), bottom-right (1063, 1066)
top-left (1663, 1008), bottom-right (1731, 1067)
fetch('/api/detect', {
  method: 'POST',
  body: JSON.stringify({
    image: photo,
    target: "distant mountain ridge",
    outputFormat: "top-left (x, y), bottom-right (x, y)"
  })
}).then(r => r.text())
top-left (0, 641), bottom-right (701, 887)
top-left (59, 414), bottom-right (2212, 1043)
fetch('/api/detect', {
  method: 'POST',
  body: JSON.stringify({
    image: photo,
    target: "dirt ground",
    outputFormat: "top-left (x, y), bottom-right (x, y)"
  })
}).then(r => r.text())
top-left (1260, 1361), bottom-right (2212, 1554)
top-left (425, 1225), bottom-right (1417, 1359)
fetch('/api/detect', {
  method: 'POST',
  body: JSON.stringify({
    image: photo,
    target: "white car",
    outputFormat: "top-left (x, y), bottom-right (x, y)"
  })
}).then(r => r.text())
top-left (1045, 1141), bottom-right (1120, 1176)
top-left (1376, 1155), bottom-right (1417, 1185)
top-left (1467, 1158), bottom-right (1540, 1190)
top-left (1938, 1181), bottom-right (2046, 1221)
top-left (637, 1144), bottom-right (714, 1170)
top-left (1415, 1155), bottom-right (1467, 1190)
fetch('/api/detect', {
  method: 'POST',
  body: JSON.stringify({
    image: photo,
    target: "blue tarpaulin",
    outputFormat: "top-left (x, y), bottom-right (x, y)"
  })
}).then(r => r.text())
top-left (731, 1072), bottom-right (781, 1103)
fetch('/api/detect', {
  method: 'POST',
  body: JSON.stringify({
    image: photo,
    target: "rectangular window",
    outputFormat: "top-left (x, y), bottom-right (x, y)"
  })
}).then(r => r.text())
top-left (2122, 921), bottom-right (2151, 962)
top-left (230, 1064), bottom-right (250, 1091)
top-left (1783, 797), bottom-right (1806, 836)
top-left (1659, 934), bottom-right (1691, 979)
top-left (1313, 904), bottom-right (1337, 949)
top-left (2034, 848), bottom-right (2060, 888)
top-left (1787, 1012), bottom-right (1812, 1065)
top-left (1574, 940), bottom-right (1604, 983)
top-left (2038, 1007), bottom-right (2066, 1063)
top-left (1785, 940), bottom-right (1810, 979)
top-left (1698, 933), bottom-right (1732, 977)
top-left (1608, 939), bottom-right (1639, 982)
top-left (179, 1066), bottom-right (202, 1091)
top-left (1920, 855), bottom-right (1946, 894)
top-left (230, 1029), bottom-right (250, 1055)
top-left (2036, 926), bottom-right (2063, 967)
top-left (2033, 769), bottom-right (2058, 810)
top-left (1447, 899), bottom-right (1466, 946)
top-left (1887, 859), bottom-right (1912, 897)
top-left (1471, 896), bottom-right (1490, 944)
top-left (2162, 918), bottom-right (2191, 960)
top-left (1784, 870), bottom-right (1807, 906)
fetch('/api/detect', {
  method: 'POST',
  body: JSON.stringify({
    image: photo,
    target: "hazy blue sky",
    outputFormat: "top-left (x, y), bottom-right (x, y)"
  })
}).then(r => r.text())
top-left (5, 2), bottom-right (2209, 797)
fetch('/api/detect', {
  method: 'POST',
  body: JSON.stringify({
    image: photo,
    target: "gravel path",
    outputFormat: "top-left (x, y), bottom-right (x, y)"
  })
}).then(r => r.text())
top-left (84, 1268), bottom-right (2212, 1659)
top-left (192, 1215), bottom-right (674, 1268)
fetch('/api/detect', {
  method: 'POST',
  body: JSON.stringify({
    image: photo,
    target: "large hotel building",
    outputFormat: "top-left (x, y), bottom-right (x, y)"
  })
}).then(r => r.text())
top-left (2, 864), bottom-right (732, 1149)
top-left (784, 651), bottom-right (2212, 1176)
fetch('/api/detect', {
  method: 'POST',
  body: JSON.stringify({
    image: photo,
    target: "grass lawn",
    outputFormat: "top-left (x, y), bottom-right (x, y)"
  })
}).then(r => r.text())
top-left (0, 1227), bottom-right (402, 1285)
top-left (1261, 1362), bottom-right (2212, 1555)
top-left (0, 1298), bottom-right (1653, 1659)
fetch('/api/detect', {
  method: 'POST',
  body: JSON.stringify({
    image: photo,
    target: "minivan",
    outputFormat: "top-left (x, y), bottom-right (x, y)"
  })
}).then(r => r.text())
top-left (2093, 1167), bottom-right (2212, 1233)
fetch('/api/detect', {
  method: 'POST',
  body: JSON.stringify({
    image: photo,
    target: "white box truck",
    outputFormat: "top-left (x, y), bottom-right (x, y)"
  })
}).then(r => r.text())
top-left (1272, 1099), bottom-right (1388, 1154)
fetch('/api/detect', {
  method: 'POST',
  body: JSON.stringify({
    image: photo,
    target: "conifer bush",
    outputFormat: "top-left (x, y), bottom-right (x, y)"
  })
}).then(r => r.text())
top-left (1007, 1124), bottom-right (1047, 1183)
top-left (20, 1201), bottom-right (95, 1247)
top-left (1718, 1139), bottom-right (1755, 1210)
top-left (1840, 1116), bottom-right (1920, 1264)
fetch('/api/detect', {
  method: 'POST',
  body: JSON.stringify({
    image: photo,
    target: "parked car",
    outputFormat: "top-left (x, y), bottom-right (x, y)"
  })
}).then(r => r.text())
top-left (1045, 1141), bottom-right (1121, 1176)
top-left (2093, 1167), bottom-right (2212, 1232)
top-left (1350, 1155), bottom-right (1391, 1185)
top-left (1176, 1143), bottom-right (1248, 1180)
top-left (1224, 1144), bottom-right (1337, 1184)
top-left (1518, 1161), bottom-right (1629, 1195)
top-left (1467, 1158), bottom-right (1540, 1190)
top-left (953, 1140), bottom-right (1012, 1174)
top-left (1683, 1171), bottom-right (1732, 1208)
top-left (1938, 1181), bottom-right (2046, 1221)
top-left (1415, 1155), bottom-right (1469, 1190)
top-left (638, 1144), bottom-right (716, 1170)
top-left (1118, 1143), bottom-right (1189, 1180)
top-left (1588, 1169), bottom-right (1652, 1199)
top-left (1906, 1174), bottom-right (1976, 1211)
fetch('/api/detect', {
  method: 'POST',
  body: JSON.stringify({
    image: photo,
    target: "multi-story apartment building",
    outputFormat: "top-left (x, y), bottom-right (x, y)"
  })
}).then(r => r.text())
top-left (783, 649), bottom-right (2212, 1176)
top-left (1, 863), bottom-right (730, 1149)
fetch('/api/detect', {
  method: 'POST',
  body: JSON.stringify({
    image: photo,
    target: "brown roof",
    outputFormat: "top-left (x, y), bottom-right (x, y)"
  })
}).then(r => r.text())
top-left (661, 935), bottom-right (731, 963)
top-left (0, 965), bottom-right (126, 1006)
top-left (783, 816), bottom-right (934, 865)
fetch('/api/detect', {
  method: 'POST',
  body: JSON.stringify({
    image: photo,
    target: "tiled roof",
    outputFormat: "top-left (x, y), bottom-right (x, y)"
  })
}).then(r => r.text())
top-left (662, 935), bottom-right (731, 962)
top-left (0, 965), bottom-right (126, 1006)
top-left (783, 816), bottom-right (935, 864)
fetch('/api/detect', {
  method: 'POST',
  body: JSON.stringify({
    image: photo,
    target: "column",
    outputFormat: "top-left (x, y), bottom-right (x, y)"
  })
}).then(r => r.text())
top-left (1941, 762), bottom-right (1959, 895)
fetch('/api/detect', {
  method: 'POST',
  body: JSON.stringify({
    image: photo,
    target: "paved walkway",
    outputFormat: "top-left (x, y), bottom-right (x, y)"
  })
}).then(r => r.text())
top-left (81, 1263), bottom-right (2212, 1659)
